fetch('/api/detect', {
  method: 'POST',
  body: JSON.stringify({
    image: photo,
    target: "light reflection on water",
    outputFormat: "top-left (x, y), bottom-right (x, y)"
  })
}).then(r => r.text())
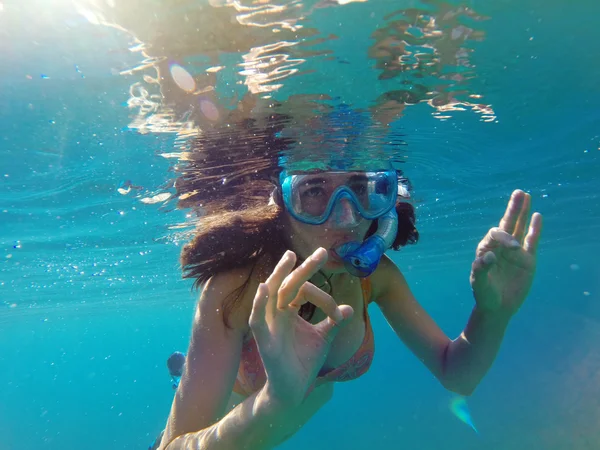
top-left (68, 0), bottom-right (498, 238)
top-left (76, 0), bottom-right (496, 132)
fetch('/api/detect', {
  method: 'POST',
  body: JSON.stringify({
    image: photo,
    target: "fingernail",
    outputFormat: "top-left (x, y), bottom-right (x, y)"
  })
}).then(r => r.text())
top-left (312, 248), bottom-right (326, 260)
top-left (510, 239), bottom-right (521, 248)
top-left (483, 251), bottom-right (496, 264)
top-left (333, 309), bottom-right (344, 324)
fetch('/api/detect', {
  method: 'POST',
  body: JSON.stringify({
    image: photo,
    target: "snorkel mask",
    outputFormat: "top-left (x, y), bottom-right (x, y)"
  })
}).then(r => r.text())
top-left (279, 167), bottom-right (400, 277)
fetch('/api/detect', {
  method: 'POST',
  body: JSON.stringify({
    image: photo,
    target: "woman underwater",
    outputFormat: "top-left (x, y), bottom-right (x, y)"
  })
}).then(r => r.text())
top-left (150, 114), bottom-right (543, 449)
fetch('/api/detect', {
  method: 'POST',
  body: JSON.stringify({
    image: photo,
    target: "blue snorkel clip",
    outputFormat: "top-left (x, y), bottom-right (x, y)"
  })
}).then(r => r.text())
top-left (333, 207), bottom-right (398, 278)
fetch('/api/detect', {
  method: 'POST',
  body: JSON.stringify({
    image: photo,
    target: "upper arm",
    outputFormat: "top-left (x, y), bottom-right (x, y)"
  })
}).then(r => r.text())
top-left (160, 269), bottom-right (258, 449)
top-left (372, 257), bottom-right (451, 381)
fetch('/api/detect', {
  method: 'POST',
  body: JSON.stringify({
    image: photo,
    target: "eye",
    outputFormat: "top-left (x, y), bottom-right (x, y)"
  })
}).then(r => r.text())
top-left (350, 182), bottom-right (367, 196)
top-left (374, 177), bottom-right (390, 195)
top-left (302, 186), bottom-right (325, 198)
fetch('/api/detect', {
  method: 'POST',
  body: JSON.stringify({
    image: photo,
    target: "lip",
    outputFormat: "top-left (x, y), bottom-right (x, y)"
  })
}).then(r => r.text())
top-left (329, 232), bottom-right (358, 251)
top-left (328, 248), bottom-right (343, 262)
top-left (329, 234), bottom-right (357, 247)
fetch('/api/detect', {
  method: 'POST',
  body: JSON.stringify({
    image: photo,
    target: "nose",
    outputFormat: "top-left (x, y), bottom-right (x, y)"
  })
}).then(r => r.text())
top-left (330, 197), bottom-right (361, 228)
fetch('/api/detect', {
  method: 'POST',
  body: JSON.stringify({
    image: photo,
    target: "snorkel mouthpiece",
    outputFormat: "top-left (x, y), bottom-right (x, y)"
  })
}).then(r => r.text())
top-left (334, 208), bottom-right (398, 277)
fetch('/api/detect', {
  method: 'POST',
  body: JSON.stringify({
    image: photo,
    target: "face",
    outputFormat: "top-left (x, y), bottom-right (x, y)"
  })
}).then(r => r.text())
top-left (283, 210), bottom-right (373, 274)
top-left (281, 172), bottom-right (374, 274)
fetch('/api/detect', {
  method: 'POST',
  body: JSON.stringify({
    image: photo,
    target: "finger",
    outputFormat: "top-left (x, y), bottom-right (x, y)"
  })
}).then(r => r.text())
top-left (470, 251), bottom-right (496, 292)
top-left (266, 250), bottom-right (297, 288)
top-left (523, 212), bottom-right (543, 254)
top-left (499, 190), bottom-right (526, 234)
top-left (513, 192), bottom-right (531, 243)
top-left (277, 248), bottom-right (328, 310)
top-left (289, 282), bottom-right (344, 323)
top-left (478, 228), bottom-right (520, 255)
top-left (313, 304), bottom-right (354, 344)
top-left (249, 283), bottom-right (270, 340)
top-left (265, 251), bottom-right (297, 315)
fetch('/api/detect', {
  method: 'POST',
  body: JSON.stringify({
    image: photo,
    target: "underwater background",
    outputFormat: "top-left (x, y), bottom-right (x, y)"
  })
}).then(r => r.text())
top-left (1, 0), bottom-right (599, 449)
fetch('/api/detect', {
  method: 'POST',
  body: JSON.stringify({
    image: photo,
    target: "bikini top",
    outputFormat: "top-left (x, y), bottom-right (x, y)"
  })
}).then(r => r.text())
top-left (232, 278), bottom-right (375, 396)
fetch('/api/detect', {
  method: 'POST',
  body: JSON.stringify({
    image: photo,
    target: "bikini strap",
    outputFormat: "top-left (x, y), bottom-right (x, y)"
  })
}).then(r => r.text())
top-left (359, 277), bottom-right (373, 306)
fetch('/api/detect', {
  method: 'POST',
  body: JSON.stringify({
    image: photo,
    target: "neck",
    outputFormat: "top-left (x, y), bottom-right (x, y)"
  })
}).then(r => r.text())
top-left (309, 270), bottom-right (352, 292)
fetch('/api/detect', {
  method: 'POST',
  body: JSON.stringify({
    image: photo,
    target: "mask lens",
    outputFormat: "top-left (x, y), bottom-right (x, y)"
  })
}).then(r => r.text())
top-left (282, 170), bottom-right (397, 224)
top-left (290, 176), bottom-right (331, 219)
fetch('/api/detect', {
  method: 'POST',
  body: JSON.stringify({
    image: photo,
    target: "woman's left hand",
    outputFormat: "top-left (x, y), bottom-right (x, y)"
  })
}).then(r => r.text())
top-left (470, 189), bottom-right (543, 316)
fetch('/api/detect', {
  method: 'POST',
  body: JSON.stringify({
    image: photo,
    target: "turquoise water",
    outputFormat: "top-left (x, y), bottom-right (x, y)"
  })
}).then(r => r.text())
top-left (1, 1), bottom-right (600, 449)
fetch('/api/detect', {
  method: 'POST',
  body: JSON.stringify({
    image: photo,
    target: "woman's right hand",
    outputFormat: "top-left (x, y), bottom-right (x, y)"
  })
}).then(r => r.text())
top-left (249, 247), bottom-right (354, 409)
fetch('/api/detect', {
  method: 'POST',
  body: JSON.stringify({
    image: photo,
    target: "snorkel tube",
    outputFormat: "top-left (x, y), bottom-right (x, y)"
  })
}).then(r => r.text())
top-left (333, 207), bottom-right (398, 278)
top-left (277, 104), bottom-right (404, 278)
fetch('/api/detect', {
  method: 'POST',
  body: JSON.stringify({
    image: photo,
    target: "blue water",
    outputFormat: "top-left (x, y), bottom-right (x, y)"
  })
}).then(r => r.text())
top-left (1, 0), bottom-right (600, 449)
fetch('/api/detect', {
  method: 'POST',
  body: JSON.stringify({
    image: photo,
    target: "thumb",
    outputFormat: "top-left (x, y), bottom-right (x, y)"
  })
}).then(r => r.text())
top-left (470, 250), bottom-right (496, 292)
top-left (314, 304), bottom-right (354, 344)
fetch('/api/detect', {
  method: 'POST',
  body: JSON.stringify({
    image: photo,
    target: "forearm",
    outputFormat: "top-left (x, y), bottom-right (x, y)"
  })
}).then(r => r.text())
top-left (442, 306), bottom-right (512, 396)
top-left (164, 383), bottom-right (318, 450)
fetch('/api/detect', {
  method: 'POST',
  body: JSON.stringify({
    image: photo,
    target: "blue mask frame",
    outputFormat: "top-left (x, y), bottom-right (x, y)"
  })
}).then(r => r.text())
top-left (279, 169), bottom-right (400, 277)
top-left (279, 169), bottom-right (398, 225)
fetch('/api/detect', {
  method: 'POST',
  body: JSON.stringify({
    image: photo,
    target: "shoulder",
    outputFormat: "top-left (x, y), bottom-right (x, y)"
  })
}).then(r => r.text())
top-left (195, 254), bottom-right (275, 332)
top-left (369, 254), bottom-right (411, 306)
